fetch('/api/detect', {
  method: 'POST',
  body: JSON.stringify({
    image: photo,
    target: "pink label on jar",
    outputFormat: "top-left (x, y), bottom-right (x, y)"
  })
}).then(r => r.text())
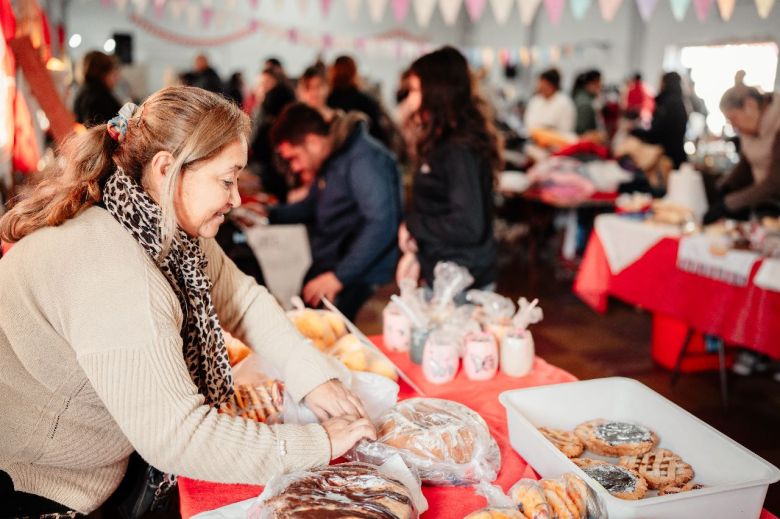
top-left (464, 332), bottom-right (498, 381)
top-left (383, 303), bottom-right (411, 352)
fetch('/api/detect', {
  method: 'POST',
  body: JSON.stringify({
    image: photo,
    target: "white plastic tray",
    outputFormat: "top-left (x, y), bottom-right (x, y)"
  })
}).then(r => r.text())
top-left (499, 377), bottom-right (780, 518)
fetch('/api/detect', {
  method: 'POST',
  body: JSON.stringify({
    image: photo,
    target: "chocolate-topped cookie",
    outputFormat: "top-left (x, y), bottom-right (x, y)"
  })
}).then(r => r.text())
top-left (581, 462), bottom-right (648, 500)
top-left (575, 419), bottom-right (658, 456)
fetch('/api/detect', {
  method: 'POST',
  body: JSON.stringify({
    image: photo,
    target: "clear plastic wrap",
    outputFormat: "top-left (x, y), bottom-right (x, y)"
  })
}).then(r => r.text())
top-left (350, 398), bottom-right (501, 486)
top-left (247, 461), bottom-right (423, 519)
top-left (463, 482), bottom-right (525, 518)
top-left (467, 290), bottom-right (516, 322)
top-left (219, 381), bottom-right (284, 424)
top-left (431, 262), bottom-right (474, 319)
top-left (508, 473), bottom-right (607, 519)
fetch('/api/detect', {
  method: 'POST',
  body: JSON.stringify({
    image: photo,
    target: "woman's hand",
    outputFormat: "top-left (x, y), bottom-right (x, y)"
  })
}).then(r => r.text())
top-left (322, 415), bottom-right (377, 460)
top-left (398, 223), bottom-right (418, 254)
top-left (395, 252), bottom-right (420, 286)
top-left (304, 380), bottom-right (367, 421)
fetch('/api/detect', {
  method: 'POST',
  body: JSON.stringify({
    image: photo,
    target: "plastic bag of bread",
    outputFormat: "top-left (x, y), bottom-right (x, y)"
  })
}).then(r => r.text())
top-left (351, 397), bottom-right (501, 486)
top-left (464, 482), bottom-right (526, 519)
top-left (247, 460), bottom-right (426, 519)
top-left (287, 308), bottom-right (347, 352)
top-left (219, 382), bottom-right (284, 425)
top-left (508, 473), bottom-right (606, 519)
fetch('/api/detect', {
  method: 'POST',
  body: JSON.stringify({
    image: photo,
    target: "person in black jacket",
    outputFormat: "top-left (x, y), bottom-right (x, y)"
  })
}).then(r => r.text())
top-left (73, 51), bottom-right (121, 127)
top-left (396, 46), bottom-right (502, 291)
top-left (327, 55), bottom-right (389, 146)
top-left (269, 104), bottom-right (402, 320)
top-left (181, 54), bottom-right (223, 94)
top-left (631, 71), bottom-right (689, 168)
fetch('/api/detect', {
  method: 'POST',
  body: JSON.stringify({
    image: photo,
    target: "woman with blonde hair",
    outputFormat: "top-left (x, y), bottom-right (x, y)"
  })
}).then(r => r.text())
top-left (0, 86), bottom-right (374, 517)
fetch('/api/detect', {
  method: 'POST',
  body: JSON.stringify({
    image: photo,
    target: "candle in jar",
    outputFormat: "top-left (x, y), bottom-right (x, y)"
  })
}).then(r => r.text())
top-left (464, 332), bottom-right (498, 381)
top-left (383, 302), bottom-right (411, 352)
top-left (422, 332), bottom-right (460, 385)
top-left (501, 329), bottom-right (534, 377)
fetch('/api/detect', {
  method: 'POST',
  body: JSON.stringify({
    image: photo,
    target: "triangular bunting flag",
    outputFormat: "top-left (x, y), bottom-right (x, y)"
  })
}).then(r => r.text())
top-left (543, 0), bottom-right (565, 23)
top-left (215, 9), bottom-right (226, 28)
top-left (439, 0), bottom-right (464, 24)
top-left (297, 0), bottom-right (310, 13)
top-left (101, 0), bottom-right (112, 8)
top-left (413, 0), bottom-right (438, 25)
top-left (518, 0), bottom-right (543, 25)
top-left (490, 0), bottom-right (514, 23)
top-left (669, 0), bottom-right (691, 20)
top-left (755, 0), bottom-right (774, 17)
top-left (635, 0), bottom-right (658, 20)
top-left (321, 0), bottom-right (334, 15)
top-left (571, 0), bottom-right (591, 19)
top-left (132, 0), bottom-right (148, 13)
top-left (715, 0), bottom-right (734, 19)
top-left (201, 6), bottom-right (214, 27)
top-left (115, 0), bottom-right (129, 10)
top-left (693, 0), bottom-right (712, 20)
top-left (249, 0), bottom-right (260, 8)
top-left (345, 0), bottom-right (362, 19)
top-left (186, 4), bottom-right (199, 26)
top-left (152, 0), bottom-right (165, 18)
top-left (391, 0), bottom-right (411, 21)
top-left (367, 0), bottom-right (388, 21)
top-left (598, 0), bottom-right (623, 20)
top-left (465, 0), bottom-right (488, 20)
top-left (169, 0), bottom-right (185, 19)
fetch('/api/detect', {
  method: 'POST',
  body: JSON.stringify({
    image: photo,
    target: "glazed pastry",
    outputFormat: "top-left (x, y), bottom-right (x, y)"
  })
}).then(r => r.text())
top-left (538, 427), bottom-right (584, 458)
top-left (574, 419), bottom-right (658, 456)
top-left (508, 480), bottom-right (551, 519)
top-left (581, 462), bottom-right (648, 500)
top-left (619, 448), bottom-right (694, 489)
top-left (262, 463), bottom-right (415, 518)
top-left (658, 481), bottom-right (704, 496)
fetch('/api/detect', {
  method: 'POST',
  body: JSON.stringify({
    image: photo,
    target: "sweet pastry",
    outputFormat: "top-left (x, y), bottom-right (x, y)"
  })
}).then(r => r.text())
top-left (358, 398), bottom-right (500, 485)
top-left (658, 481), bottom-right (704, 496)
top-left (290, 309), bottom-right (337, 351)
top-left (581, 462), bottom-right (648, 500)
top-left (508, 480), bottom-right (550, 519)
top-left (540, 479), bottom-right (583, 518)
top-left (261, 463), bottom-right (415, 518)
top-left (538, 427), bottom-right (584, 458)
top-left (224, 332), bottom-right (252, 366)
top-left (570, 458), bottom-right (603, 469)
top-left (464, 509), bottom-right (525, 519)
top-left (220, 381), bottom-right (284, 423)
top-left (618, 448), bottom-right (694, 489)
top-left (574, 419), bottom-right (657, 456)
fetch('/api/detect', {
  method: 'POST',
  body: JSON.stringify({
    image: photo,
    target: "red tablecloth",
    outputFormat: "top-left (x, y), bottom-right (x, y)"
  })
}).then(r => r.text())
top-left (178, 336), bottom-right (577, 518)
top-left (574, 231), bottom-right (780, 360)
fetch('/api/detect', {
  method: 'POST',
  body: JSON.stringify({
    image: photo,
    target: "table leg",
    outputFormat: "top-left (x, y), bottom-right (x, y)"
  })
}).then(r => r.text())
top-left (670, 328), bottom-right (695, 386)
top-left (718, 339), bottom-right (729, 410)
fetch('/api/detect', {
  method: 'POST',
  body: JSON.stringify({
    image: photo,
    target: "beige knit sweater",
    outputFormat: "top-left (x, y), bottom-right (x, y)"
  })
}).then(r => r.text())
top-left (0, 206), bottom-right (339, 514)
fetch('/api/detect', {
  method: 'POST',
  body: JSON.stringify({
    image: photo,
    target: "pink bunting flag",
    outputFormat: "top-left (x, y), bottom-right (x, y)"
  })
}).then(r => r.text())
top-left (320, 0), bottom-right (334, 15)
top-left (391, 0), bottom-right (411, 20)
top-left (322, 33), bottom-right (334, 48)
top-left (635, 0), bottom-right (658, 19)
top-left (249, 0), bottom-right (260, 8)
top-left (598, 0), bottom-right (623, 20)
top-left (201, 7), bottom-right (214, 27)
top-left (153, 0), bottom-right (165, 18)
top-left (101, 0), bottom-right (112, 7)
top-left (693, 0), bottom-right (712, 20)
top-left (543, 0), bottom-right (565, 23)
top-left (287, 28), bottom-right (299, 43)
top-left (465, 0), bottom-right (488, 19)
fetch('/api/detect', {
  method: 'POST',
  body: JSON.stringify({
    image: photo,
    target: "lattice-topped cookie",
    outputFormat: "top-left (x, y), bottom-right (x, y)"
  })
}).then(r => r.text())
top-left (539, 427), bottom-right (585, 458)
top-left (581, 462), bottom-right (648, 500)
top-left (575, 419), bottom-right (657, 456)
top-left (658, 481), bottom-right (704, 496)
top-left (618, 448), bottom-right (694, 489)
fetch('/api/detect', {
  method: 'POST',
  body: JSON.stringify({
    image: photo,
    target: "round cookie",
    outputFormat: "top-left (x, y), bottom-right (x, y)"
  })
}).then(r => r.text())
top-left (659, 481), bottom-right (704, 496)
top-left (575, 419), bottom-right (657, 456)
top-left (581, 462), bottom-right (648, 500)
top-left (619, 448), bottom-right (694, 489)
top-left (538, 427), bottom-right (585, 458)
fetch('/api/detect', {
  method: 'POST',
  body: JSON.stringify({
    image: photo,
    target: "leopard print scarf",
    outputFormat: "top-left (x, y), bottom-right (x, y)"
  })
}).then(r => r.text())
top-left (103, 168), bottom-right (233, 407)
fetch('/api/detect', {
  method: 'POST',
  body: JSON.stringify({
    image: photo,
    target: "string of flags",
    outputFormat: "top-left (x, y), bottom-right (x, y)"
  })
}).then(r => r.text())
top-left (97, 0), bottom-right (776, 27)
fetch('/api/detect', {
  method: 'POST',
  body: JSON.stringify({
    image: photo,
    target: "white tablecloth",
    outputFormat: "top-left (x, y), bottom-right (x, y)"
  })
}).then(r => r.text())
top-left (754, 258), bottom-right (780, 293)
top-left (594, 214), bottom-right (681, 274)
top-left (677, 234), bottom-right (761, 286)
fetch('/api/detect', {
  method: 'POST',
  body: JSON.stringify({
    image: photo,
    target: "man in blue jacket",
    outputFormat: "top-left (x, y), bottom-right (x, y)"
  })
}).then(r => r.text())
top-left (269, 103), bottom-right (402, 320)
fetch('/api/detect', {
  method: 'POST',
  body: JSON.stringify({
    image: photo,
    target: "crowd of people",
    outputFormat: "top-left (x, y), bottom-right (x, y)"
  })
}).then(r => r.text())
top-left (1, 40), bottom-right (778, 518)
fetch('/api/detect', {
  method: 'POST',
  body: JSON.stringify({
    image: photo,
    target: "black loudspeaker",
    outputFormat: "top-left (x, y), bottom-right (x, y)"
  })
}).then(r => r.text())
top-left (113, 33), bottom-right (133, 64)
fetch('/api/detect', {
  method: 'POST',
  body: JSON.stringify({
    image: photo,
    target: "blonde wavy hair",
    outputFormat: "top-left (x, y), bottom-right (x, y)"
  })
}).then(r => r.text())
top-left (0, 86), bottom-right (251, 258)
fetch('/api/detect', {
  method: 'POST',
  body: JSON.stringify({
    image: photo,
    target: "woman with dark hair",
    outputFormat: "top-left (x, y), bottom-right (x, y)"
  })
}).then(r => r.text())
top-left (327, 55), bottom-right (388, 144)
top-left (73, 51), bottom-right (122, 126)
top-left (631, 71), bottom-right (689, 168)
top-left (396, 46), bottom-right (502, 291)
top-left (572, 69), bottom-right (602, 135)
